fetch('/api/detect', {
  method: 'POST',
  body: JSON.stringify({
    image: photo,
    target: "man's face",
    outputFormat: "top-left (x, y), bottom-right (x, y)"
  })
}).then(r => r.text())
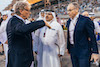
top-left (3, 15), bottom-right (7, 20)
top-left (46, 12), bottom-right (53, 21)
top-left (41, 12), bottom-right (45, 17)
top-left (20, 6), bottom-right (31, 20)
top-left (67, 4), bottom-right (79, 19)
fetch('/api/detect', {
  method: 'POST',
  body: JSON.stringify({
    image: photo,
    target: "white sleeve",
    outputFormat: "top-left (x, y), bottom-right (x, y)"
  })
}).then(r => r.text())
top-left (94, 21), bottom-right (100, 34)
top-left (58, 25), bottom-right (66, 55)
top-left (33, 29), bottom-right (40, 52)
top-left (0, 22), bottom-right (7, 34)
top-left (31, 32), bottom-right (35, 40)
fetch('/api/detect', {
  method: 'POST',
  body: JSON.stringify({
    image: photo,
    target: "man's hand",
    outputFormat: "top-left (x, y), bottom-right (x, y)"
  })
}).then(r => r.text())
top-left (58, 54), bottom-right (62, 57)
top-left (5, 40), bottom-right (8, 44)
top-left (96, 32), bottom-right (98, 35)
top-left (67, 49), bottom-right (70, 56)
top-left (35, 51), bottom-right (38, 55)
top-left (44, 21), bottom-right (51, 29)
top-left (90, 54), bottom-right (99, 62)
top-left (33, 51), bottom-right (38, 55)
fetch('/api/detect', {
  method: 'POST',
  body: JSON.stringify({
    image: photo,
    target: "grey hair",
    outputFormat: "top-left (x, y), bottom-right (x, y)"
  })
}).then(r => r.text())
top-left (71, 2), bottom-right (80, 9)
top-left (13, 1), bottom-right (31, 15)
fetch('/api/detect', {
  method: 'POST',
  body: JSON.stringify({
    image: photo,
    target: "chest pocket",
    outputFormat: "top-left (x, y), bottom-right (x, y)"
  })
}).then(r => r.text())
top-left (47, 29), bottom-right (57, 37)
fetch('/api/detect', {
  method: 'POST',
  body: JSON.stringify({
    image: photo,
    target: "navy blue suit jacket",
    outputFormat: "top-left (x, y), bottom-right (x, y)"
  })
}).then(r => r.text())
top-left (6, 16), bottom-right (45, 67)
top-left (67, 15), bottom-right (98, 57)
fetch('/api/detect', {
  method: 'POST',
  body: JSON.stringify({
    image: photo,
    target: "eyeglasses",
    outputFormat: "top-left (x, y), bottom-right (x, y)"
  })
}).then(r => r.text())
top-left (24, 9), bottom-right (30, 12)
top-left (67, 8), bottom-right (76, 12)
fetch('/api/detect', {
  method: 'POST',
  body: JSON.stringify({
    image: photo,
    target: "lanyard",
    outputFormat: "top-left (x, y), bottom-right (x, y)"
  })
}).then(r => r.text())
top-left (43, 27), bottom-right (47, 37)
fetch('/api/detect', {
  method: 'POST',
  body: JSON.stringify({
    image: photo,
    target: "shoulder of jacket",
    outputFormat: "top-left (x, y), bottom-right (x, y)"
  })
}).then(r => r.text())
top-left (79, 15), bottom-right (91, 20)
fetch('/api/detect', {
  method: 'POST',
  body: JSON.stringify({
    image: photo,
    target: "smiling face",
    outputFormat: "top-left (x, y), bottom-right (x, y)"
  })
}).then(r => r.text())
top-left (46, 12), bottom-right (54, 22)
top-left (67, 3), bottom-right (79, 19)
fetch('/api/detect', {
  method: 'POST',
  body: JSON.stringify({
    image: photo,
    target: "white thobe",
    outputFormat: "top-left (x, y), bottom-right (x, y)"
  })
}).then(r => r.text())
top-left (0, 20), bottom-right (8, 67)
top-left (34, 20), bottom-right (65, 67)
top-left (0, 20), bottom-right (8, 44)
top-left (33, 17), bottom-right (44, 67)
top-left (33, 28), bottom-right (44, 67)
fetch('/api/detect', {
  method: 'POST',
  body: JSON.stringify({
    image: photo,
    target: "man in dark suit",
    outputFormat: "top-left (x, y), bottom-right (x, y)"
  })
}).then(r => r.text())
top-left (66, 2), bottom-right (99, 67)
top-left (6, 1), bottom-right (51, 67)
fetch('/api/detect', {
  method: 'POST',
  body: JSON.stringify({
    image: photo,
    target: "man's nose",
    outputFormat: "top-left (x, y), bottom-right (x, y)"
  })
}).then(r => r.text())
top-left (29, 12), bottom-right (31, 15)
top-left (46, 16), bottom-right (48, 18)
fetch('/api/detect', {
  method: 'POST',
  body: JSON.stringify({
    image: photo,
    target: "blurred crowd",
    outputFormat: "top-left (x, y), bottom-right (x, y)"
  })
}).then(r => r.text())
top-left (31, 0), bottom-right (100, 18)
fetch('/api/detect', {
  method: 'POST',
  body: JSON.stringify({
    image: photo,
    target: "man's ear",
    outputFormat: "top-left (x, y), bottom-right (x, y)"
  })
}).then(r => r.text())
top-left (19, 10), bottom-right (23, 14)
top-left (76, 8), bottom-right (79, 11)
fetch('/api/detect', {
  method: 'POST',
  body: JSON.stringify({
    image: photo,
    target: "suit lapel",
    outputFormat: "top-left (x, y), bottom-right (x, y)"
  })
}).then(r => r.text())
top-left (67, 19), bottom-right (71, 44)
top-left (73, 15), bottom-right (82, 42)
top-left (14, 16), bottom-right (25, 24)
top-left (67, 18), bottom-right (71, 29)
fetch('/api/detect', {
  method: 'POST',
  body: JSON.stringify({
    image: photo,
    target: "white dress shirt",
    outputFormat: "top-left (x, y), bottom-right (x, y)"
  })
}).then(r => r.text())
top-left (14, 14), bottom-right (25, 23)
top-left (69, 13), bottom-right (79, 44)
top-left (0, 20), bottom-right (8, 44)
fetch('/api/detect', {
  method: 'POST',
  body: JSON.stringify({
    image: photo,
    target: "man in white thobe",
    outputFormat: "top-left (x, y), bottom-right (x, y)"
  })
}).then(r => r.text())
top-left (34, 10), bottom-right (65, 67)
top-left (0, 10), bottom-right (13, 67)
top-left (33, 9), bottom-right (45, 67)
top-left (36, 9), bottom-right (45, 21)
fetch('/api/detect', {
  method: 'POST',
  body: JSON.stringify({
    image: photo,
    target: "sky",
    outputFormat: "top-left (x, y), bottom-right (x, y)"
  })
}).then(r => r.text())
top-left (0, 0), bottom-right (12, 12)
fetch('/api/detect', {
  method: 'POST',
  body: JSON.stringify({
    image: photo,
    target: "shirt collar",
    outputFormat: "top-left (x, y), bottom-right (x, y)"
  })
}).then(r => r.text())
top-left (71, 13), bottom-right (79, 21)
top-left (14, 14), bottom-right (25, 22)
